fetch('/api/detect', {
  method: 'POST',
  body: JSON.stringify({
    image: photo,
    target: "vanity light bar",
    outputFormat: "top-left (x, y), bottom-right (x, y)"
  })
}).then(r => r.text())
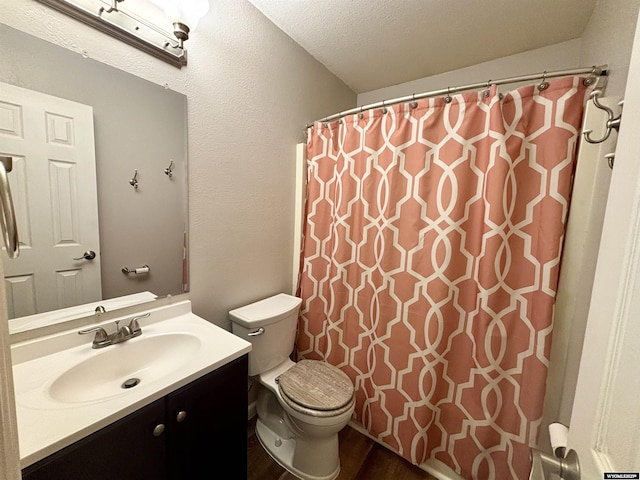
top-left (36, 0), bottom-right (187, 67)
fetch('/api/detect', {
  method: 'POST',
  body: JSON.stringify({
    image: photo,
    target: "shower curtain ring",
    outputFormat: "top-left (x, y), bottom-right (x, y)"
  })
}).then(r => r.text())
top-left (358, 105), bottom-right (364, 119)
top-left (483, 80), bottom-right (491, 98)
top-left (381, 100), bottom-right (388, 114)
top-left (538, 71), bottom-right (549, 91)
top-left (445, 87), bottom-right (452, 103)
top-left (584, 65), bottom-right (598, 86)
top-left (410, 93), bottom-right (418, 109)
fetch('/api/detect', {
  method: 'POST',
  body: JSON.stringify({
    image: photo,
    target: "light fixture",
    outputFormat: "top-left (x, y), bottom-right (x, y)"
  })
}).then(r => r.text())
top-left (161, 0), bottom-right (209, 48)
top-left (35, 0), bottom-right (210, 67)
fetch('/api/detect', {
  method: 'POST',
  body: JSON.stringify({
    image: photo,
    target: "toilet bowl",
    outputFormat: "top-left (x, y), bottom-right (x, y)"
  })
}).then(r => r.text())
top-left (230, 294), bottom-right (355, 480)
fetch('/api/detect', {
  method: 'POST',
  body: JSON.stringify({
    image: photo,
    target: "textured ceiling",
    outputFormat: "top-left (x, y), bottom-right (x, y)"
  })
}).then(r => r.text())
top-left (247, 0), bottom-right (598, 93)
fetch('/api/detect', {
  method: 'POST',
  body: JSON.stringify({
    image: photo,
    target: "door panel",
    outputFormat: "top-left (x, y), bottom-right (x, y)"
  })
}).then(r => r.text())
top-left (0, 82), bottom-right (101, 317)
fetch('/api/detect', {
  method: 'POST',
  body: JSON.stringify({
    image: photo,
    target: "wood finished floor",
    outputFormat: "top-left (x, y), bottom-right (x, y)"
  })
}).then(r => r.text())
top-left (247, 417), bottom-right (437, 480)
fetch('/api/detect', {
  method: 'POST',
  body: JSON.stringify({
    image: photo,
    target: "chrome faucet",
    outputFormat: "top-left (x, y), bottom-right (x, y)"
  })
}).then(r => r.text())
top-left (79, 313), bottom-right (150, 349)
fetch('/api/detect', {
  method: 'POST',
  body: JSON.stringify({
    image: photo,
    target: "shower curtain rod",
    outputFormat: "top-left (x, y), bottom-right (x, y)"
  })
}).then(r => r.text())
top-left (306, 64), bottom-right (608, 128)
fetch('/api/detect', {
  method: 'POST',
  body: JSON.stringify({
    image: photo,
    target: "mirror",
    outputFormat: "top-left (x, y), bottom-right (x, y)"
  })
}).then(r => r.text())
top-left (0, 24), bottom-right (188, 332)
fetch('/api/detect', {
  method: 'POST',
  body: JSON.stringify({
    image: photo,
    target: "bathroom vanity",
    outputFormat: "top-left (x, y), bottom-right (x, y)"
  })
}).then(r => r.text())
top-left (22, 356), bottom-right (248, 480)
top-left (11, 300), bottom-right (251, 480)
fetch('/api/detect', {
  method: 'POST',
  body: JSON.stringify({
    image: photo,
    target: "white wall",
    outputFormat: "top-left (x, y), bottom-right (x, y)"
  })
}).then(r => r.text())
top-left (580, 0), bottom-right (640, 97)
top-left (0, 0), bottom-right (356, 330)
top-left (357, 0), bottom-right (640, 104)
top-left (357, 39), bottom-right (583, 105)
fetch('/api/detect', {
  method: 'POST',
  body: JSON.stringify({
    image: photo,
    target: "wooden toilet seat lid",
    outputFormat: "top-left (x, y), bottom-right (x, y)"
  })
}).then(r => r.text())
top-left (278, 360), bottom-right (354, 412)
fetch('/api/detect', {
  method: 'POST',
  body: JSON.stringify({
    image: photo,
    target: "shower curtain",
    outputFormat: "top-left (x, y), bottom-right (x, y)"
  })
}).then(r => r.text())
top-left (297, 76), bottom-right (589, 479)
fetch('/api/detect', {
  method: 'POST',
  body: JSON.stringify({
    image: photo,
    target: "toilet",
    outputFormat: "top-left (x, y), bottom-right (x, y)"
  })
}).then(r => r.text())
top-left (230, 293), bottom-right (355, 480)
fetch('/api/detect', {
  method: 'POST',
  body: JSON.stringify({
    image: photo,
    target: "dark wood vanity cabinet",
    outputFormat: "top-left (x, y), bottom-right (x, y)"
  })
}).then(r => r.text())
top-left (21, 398), bottom-right (168, 480)
top-left (22, 355), bottom-right (248, 480)
top-left (166, 355), bottom-right (248, 479)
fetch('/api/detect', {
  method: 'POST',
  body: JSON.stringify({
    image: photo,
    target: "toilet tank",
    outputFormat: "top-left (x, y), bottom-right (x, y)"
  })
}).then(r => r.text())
top-left (229, 293), bottom-right (302, 376)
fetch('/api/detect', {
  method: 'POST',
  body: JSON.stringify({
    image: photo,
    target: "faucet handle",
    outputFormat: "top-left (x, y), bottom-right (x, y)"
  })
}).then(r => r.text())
top-left (78, 326), bottom-right (110, 348)
top-left (114, 320), bottom-right (131, 336)
top-left (128, 313), bottom-right (150, 335)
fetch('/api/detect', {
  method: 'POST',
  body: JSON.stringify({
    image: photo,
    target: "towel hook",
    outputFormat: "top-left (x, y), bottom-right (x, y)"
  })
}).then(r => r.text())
top-left (164, 160), bottom-right (174, 178)
top-left (583, 90), bottom-right (623, 144)
top-left (604, 153), bottom-right (615, 169)
top-left (129, 169), bottom-right (139, 189)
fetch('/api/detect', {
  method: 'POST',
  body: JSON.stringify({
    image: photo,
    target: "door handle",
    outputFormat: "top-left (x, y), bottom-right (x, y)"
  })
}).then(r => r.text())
top-left (73, 250), bottom-right (96, 261)
top-left (529, 448), bottom-right (580, 480)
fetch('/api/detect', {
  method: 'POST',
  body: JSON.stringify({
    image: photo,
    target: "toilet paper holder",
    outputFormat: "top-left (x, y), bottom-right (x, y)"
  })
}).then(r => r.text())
top-left (529, 448), bottom-right (580, 480)
top-left (122, 264), bottom-right (150, 275)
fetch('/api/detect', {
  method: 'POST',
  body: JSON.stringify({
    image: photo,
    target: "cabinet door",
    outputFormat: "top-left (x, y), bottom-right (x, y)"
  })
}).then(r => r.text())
top-left (22, 399), bottom-right (168, 480)
top-left (166, 355), bottom-right (248, 480)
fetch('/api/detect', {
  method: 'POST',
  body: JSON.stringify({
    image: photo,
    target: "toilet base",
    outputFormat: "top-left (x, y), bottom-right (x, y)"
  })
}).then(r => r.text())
top-left (255, 418), bottom-right (340, 480)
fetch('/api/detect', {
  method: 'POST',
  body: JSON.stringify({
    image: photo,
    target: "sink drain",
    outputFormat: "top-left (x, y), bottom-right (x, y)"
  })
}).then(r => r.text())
top-left (122, 378), bottom-right (141, 389)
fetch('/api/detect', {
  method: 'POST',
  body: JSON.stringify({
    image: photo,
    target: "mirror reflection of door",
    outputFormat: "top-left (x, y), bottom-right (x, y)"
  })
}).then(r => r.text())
top-left (0, 82), bottom-right (101, 318)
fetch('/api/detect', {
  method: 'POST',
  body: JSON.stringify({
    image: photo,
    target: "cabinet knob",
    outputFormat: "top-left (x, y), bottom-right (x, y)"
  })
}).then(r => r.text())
top-left (153, 424), bottom-right (165, 436)
top-left (176, 410), bottom-right (187, 423)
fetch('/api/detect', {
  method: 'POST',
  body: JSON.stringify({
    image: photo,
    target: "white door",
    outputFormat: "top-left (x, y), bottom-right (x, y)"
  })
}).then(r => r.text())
top-left (0, 82), bottom-right (101, 318)
top-left (568, 15), bottom-right (640, 479)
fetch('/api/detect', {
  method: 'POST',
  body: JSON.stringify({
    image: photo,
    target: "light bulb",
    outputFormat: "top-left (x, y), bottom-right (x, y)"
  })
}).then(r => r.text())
top-left (163, 0), bottom-right (210, 32)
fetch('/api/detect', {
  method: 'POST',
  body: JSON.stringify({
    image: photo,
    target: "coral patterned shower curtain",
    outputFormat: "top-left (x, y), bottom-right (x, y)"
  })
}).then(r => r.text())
top-left (296, 77), bottom-right (589, 479)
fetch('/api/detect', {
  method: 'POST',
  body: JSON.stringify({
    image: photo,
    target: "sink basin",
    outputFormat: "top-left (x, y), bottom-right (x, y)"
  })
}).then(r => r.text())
top-left (47, 333), bottom-right (201, 404)
top-left (11, 299), bottom-right (252, 468)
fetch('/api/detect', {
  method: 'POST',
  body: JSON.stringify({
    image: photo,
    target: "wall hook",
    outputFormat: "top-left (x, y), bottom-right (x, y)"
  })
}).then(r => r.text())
top-left (129, 169), bottom-right (139, 189)
top-left (164, 160), bottom-right (174, 178)
top-left (583, 90), bottom-right (623, 144)
top-left (605, 153), bottom-right (615, 169)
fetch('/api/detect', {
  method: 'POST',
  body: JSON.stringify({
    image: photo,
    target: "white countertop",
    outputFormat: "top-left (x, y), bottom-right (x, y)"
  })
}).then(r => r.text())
top-left (11, 300), bottom-right (251, 468)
